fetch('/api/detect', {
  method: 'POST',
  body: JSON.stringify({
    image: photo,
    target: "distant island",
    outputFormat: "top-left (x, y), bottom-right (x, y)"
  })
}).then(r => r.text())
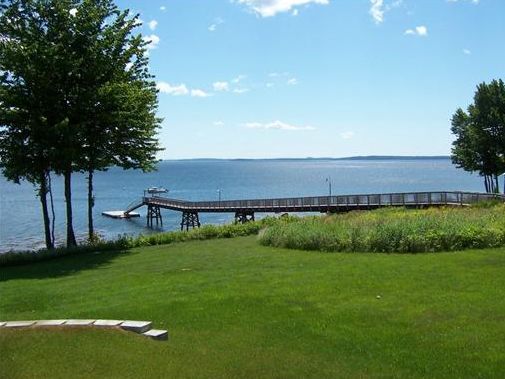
top-left (169, 156), bottom-right (450, 162)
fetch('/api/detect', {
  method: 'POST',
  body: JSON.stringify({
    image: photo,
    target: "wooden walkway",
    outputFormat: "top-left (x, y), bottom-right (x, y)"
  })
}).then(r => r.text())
top-left (112, 191), bottom-right (505, 230)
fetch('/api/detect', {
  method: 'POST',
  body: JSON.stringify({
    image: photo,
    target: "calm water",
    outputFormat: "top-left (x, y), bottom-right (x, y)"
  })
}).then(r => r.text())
top-left (0, 159), bottom-right (483, 252)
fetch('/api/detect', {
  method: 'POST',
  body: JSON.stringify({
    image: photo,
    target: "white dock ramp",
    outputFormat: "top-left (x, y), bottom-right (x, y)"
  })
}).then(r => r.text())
top-left (102, 211), bottom-right (140, 219)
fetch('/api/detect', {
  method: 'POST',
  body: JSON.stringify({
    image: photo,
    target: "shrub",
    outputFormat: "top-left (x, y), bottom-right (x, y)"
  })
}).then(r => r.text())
top-left (258, 204), bottom-right (505, 253)
top-left (0, 216), bottom-right (297, 267)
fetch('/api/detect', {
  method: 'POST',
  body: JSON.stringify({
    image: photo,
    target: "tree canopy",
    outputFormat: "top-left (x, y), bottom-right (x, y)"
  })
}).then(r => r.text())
top-left (451, 79), bottom-right (505, 193)
top-left (0, 0), bottom-right (162, 248)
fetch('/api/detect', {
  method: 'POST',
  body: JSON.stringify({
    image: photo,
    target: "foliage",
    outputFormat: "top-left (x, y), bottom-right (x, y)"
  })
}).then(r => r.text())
top-left (0, 216), bottom-right (295, 266)
top-left (2, 237), bottom-right (505, 378)
top-left (0, 0), bottom-right (161, 248)
top-left (451, 79), bottom-right (505, 193)
top-left (259, 205), bottom-right (505, 253)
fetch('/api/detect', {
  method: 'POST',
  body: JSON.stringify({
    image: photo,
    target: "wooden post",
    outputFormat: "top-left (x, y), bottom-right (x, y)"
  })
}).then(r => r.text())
top-left (147, 205), bottom-right (162, 227)
top-left (234, 211), bottom-right (255, 224)
top-left (180, 211), bottom-right (200, 231)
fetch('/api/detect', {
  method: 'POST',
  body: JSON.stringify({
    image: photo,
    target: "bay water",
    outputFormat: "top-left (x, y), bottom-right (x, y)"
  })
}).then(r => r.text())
top-left (0, 158), bottom-right (484, 252)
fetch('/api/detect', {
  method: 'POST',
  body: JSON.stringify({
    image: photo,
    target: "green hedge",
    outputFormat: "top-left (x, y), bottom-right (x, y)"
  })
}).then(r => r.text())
top-left (0, 216), bottom-right (296, 267)
top-left (258, 204), bottom-right (505, 253)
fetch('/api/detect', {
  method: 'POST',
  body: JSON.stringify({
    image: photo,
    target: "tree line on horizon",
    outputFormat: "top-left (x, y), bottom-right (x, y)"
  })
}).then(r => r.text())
top-left (0, 0), bottom-right (161, 250)
top-left (451, 79), bottom-right (505, 194)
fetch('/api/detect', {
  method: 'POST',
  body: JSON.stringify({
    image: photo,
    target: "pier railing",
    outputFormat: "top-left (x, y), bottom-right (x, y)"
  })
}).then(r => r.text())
top-left (141, 191), bottom-right (505, 213)
top-left (125, 198), bottom-right (145, 213)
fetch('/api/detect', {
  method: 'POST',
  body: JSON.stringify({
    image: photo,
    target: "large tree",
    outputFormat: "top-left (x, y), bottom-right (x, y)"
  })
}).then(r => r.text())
top-left (0, 0), bottom-right (161, 248)
top-left (451, 79), bottom-right (505, 193)
top-left (64, 1), bottom-right (161, 240)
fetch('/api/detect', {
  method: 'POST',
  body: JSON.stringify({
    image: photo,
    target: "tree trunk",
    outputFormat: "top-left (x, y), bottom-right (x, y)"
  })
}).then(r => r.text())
top-left (484, 176), bottom-right (489, 193)
top-left (87, 168), bottom-right (94, 241)
top-left (48, 172), bottom-right (56, 244)
top-left (64, 169), bottom-right (77, 247)
top-left (495, 174), bottom-right (500, 194)
top-left (39, 172), bottom-right (54, 250)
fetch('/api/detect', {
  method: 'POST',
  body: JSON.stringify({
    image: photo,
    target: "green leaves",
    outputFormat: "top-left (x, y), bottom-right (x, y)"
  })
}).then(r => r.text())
top-left (0, 0), bottom-right (161, 247)
top-left (451, 80), bottom-right (505, 193)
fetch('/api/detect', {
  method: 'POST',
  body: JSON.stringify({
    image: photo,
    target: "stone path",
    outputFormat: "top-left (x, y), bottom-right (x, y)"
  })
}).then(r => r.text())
top-left (0, 319), bottom-right (168, 341)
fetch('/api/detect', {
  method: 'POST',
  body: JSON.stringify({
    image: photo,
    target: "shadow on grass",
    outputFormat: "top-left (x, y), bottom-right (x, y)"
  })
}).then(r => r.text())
top-left (0, 249), bottom-right (133, 282)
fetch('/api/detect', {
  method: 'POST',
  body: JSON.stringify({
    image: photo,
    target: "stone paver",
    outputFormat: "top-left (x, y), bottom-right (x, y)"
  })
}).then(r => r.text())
top-left (4, 321), bottom-right (36, 328)
top-left (0, 319), bottom-right (167, 341)
top-left (64, 319), bottom-right (96, 326)
top-left (143, 329), bottom-right (168, 341)
top-left (120, 321), bottom-right (152, 333)
top-left (94, 320), bottom-right (124, 327)
top-left (36, 320), bottom-right (67, 326)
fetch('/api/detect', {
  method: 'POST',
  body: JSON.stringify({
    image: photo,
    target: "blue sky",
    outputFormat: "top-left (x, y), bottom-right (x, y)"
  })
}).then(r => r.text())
top-left (116, 0), bottom-right (504, 159)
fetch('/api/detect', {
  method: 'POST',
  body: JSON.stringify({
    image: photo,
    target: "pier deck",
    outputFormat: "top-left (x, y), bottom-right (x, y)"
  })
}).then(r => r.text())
top-left (104, 191), bottom-right (505, 230)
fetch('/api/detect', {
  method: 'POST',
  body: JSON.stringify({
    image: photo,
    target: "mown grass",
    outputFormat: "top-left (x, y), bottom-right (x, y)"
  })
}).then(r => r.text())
top-left (1, 236), bottom-right (505, 378)
top-left (259, 204), bottom-right (505, 253)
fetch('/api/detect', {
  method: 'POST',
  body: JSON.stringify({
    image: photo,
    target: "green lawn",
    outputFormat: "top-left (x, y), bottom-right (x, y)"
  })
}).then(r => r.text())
top-left (1, 236), bottom-right (505, 378)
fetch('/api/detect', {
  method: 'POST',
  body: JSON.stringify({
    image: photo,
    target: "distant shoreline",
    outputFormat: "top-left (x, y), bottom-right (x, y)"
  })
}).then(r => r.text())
top-left (164, 156), bottom-right (451, 162)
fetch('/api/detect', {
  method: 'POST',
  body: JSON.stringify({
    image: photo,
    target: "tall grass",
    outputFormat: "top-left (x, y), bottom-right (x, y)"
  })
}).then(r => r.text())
top-left (259, 205), bottom-right (505, 253)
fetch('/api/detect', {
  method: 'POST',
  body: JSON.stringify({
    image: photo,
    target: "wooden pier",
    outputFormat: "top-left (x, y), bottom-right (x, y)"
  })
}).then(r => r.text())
top-left (103, 191), bottom-right (505, 230)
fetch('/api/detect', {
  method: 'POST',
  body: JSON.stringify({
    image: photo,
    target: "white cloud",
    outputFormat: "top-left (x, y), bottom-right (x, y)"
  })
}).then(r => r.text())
top-left (269, 71), bottom-right (290, 78)
top-left (213, 81), bottom-right (230, 91)
top-left (447, 0), bottom-right (479, 4)
top-left (244, 120), bottom-right (316, 131)
top-left (213, 121), bottom-right (225, 127)
top-left (232, 74), bottom-right (247, 83)
top-left (266, 82), bottom-right (275, 88)
top-left (292, 9), bottom-right (299, 16)
top-left (463, 48), bottom-right (471, 55)
top-left (157, 83), bottom-right (213, 98)
top-left (148, 20), bottom-right (158, 31)
top-left (69, 8), bottom-right (78, 17)
top-left (369, 0), bottom-right (384, 24)
top-left (191, 89), bottom-right (212, 97)
top-left (157, 82), bottom-right (189, 96)
top-left (234, 0), bottom-right (329, 17)
top-left (208, 17), bottom-right (224, 32)
top-left (143, 34), bottom-right (160, 49)
top-left (405, 25), bottom-right (428, 36)
top-left (340, 131), bottom-right (355, 140)
top-left (160, 5), bottom-right (166, 11)
top-left (287, 78), bottom-right (298, 85)
top-left (369, 0), bottom-right (403, 24)
top-left (233, 88), bottom-right (250, 94)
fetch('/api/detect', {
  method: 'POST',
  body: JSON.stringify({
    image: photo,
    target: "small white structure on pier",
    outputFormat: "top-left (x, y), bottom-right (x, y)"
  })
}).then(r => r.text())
top-left (103, 186), bottom-right (169, 219)
top-left (102, 210), bottom-right (140, 219)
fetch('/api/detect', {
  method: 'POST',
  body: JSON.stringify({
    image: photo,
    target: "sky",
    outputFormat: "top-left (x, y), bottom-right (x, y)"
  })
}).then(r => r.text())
top-left (116, 0), bottom-right (505, 159)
